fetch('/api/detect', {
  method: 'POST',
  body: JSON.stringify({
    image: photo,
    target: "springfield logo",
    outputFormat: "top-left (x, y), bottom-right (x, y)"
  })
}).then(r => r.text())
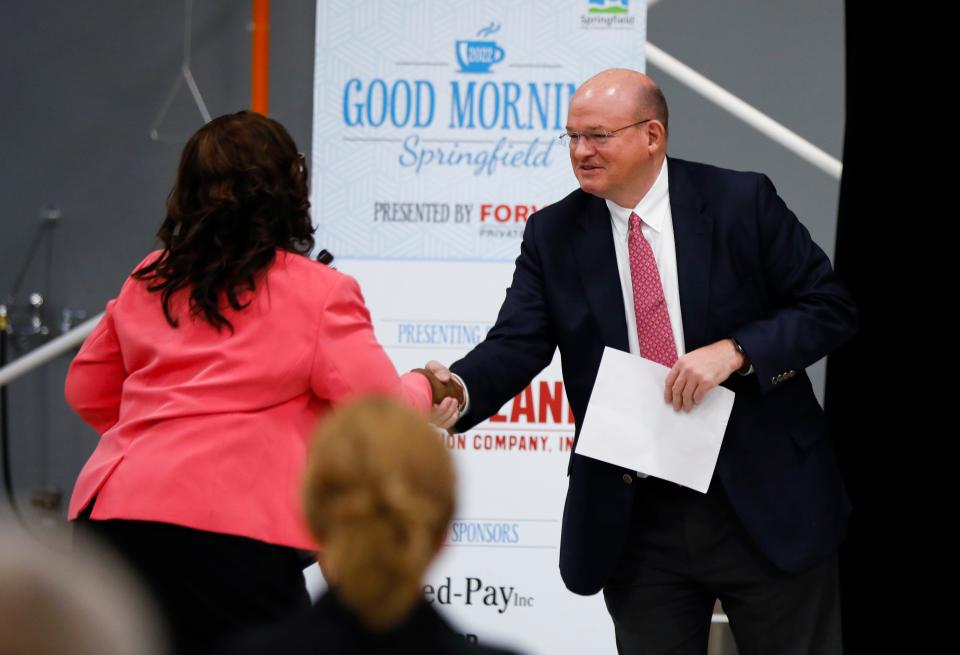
top-left (588, 0), bottom-right (629, 13)
top-left (456, 22), bottom-right (505, 73)
top-left (582, 0), bottom-right (636, 28)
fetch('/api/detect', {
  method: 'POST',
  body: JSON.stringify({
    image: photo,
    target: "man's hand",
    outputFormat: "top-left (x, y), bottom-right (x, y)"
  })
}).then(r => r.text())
top-left (663, 339), bottom-right (746, 412)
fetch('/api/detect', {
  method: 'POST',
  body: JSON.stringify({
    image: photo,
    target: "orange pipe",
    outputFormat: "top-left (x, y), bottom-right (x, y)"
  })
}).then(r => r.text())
top-left (251, 0), bottom-right (270, 114)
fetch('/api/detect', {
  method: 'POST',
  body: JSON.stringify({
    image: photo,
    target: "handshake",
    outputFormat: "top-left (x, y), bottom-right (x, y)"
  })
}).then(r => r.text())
top-left (410, 361), bottom-right (464, 430)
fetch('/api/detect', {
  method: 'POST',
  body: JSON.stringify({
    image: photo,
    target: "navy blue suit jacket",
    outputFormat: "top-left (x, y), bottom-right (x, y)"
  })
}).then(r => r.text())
top-left (451, 157), bottom-right (857, 595)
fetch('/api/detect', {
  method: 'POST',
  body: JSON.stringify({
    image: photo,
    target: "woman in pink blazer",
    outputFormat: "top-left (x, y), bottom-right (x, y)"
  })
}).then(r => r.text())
top-left (66, 111), bottom-right (457, 655)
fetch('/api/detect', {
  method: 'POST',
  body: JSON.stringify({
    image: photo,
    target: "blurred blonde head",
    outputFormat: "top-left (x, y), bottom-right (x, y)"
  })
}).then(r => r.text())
top-left (303, 396), bottom-right (455, 631)
top-left (0, 526), bottom-right (166, 655)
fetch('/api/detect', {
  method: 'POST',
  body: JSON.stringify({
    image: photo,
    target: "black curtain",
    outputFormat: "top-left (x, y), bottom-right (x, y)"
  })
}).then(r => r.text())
top-left (828, 5), bottom-right (951, 653)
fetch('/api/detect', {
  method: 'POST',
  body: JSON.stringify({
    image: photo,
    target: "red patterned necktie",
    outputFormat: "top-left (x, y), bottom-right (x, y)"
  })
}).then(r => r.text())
top-left (628, 212), bottom-right (677, 368)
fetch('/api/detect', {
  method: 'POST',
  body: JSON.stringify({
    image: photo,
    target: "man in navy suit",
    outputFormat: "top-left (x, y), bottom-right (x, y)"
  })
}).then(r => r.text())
top-left (427, 69), bottom-right (856, 655)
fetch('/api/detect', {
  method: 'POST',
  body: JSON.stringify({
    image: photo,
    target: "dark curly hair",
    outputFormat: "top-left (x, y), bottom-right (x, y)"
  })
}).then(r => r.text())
top-left (133, 110), bottom-right (315, 331)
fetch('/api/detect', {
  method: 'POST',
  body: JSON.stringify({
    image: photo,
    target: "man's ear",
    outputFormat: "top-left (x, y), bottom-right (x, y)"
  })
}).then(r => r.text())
top-left (646, 120), bottom-right (667, 153)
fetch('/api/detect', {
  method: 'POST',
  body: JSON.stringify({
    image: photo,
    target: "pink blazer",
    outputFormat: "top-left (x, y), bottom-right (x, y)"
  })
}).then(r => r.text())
top-left (65, 250), bottom-right (431, 549)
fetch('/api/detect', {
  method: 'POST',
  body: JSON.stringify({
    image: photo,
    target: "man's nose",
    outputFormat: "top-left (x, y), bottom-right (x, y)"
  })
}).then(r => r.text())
top-left (573, 136), bottom-right (597, 157)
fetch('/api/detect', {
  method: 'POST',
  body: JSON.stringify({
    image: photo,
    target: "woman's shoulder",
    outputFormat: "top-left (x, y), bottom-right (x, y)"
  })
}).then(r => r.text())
top-left (274, 249), bottom-right (345, 283)
top-left (266, 250), bottom-right (361, 311)
top-left (110, 250), bottom-right (165, 303)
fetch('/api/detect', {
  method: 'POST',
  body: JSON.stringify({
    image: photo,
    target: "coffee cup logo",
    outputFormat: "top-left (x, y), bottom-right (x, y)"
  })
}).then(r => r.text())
top-left (456, 22), bottom-right (505, 73)
top-left (456, 40), bottom-right (505, 73)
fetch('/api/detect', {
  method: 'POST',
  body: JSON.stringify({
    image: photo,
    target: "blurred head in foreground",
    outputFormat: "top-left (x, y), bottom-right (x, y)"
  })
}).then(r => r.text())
top-left (303, 396), bottom-right (455, 630)
top-left (0, 525), bottom-right (166, 655)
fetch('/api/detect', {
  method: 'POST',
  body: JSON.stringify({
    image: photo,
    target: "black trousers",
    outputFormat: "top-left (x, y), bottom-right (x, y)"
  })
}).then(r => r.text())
top-left (602, 478), bottom-right (842, 655)
top-left (74, 516), bottom-right (311, 655)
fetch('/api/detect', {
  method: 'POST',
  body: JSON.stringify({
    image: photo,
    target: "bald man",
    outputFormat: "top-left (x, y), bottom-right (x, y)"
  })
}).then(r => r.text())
top-left (427, 69), bottom-right (856, 655)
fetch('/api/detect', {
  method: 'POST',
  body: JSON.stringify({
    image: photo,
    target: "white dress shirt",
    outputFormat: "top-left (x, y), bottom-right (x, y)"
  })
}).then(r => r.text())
top-left (606, 158), bottom-right (686, 359)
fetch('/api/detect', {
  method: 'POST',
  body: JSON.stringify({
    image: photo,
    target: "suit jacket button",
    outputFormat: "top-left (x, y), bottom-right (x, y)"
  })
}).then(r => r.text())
top-left (622, 473), bottom-right (633, 485)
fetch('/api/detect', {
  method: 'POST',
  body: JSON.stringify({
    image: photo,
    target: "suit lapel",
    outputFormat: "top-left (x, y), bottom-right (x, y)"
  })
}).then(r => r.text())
top-left (573, 195), bottom-right (630, 353)
top-left (667, 158), bottom-right (713, 352)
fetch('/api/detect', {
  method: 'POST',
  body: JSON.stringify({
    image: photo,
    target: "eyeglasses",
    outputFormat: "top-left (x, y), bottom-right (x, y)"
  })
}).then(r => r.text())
top-left (558, 119), bottom-right (652, 148)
